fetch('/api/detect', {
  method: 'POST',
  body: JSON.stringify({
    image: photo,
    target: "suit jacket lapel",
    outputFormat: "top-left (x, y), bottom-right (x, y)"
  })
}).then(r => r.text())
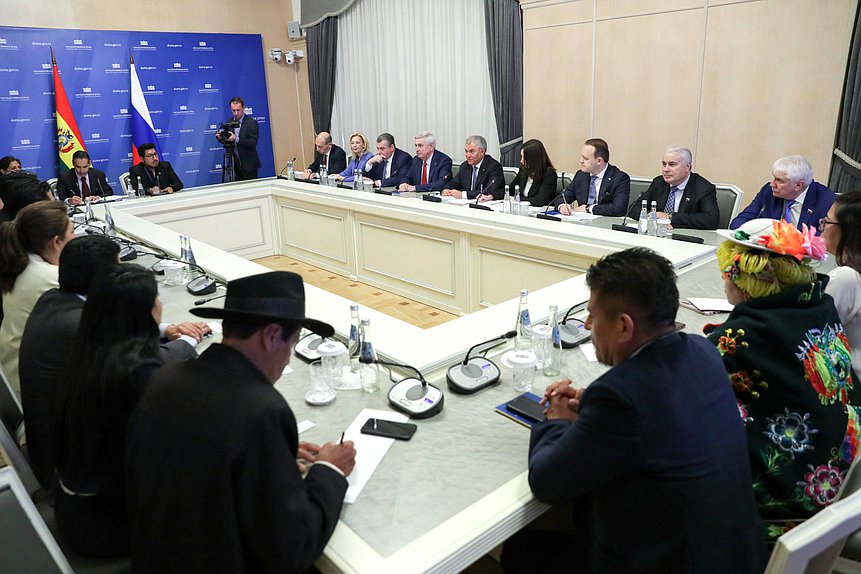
top-left (598, 165), bottom-right (614, 201)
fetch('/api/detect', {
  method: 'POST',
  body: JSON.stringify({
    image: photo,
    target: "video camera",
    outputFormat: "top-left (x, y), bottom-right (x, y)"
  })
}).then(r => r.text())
top-left (216, 120), bottom-right (241, 145)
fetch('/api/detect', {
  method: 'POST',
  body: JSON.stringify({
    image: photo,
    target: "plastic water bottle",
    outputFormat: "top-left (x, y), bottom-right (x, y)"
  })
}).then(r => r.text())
top-left (543, 304), bottom-right (562, 377)
top-left (638, 200), bottom-right (648, 234)
top-left (286, 160), bottom-right (294, 180)
top-left (503, 185), bottom-right (511, 213)
top-left (514, 289), bottom-right (533, 351)
top-left (359, 318), bottom-right (380, 393)
top-left (104, 203), bottom-right (116, 237)
top-left (648, 200), bottom-right (658, 236)
top-left (320, 165), bottom-right (328, 185)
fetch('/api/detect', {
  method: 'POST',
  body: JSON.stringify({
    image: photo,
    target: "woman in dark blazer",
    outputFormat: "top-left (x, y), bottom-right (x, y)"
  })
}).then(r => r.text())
top-left (507, 139), bottom-right (558, 207)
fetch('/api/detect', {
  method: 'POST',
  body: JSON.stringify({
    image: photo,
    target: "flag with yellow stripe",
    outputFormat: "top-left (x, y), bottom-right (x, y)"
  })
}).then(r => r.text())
top-left (52, 49), bottom-right (87, 172)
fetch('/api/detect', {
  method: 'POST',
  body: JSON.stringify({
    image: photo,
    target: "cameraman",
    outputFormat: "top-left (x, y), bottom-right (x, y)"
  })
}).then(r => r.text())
top-left (214, 97), bottom-right (260, 180)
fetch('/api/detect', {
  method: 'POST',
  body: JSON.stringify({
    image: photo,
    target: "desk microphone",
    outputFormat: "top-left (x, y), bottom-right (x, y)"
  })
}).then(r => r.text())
top-left (194, 293), bottom-right (226, 306)
top-left (446, 330), bottom-right (516, 394)
top-left (378, 359), bottom-right (444, 418)
top-left (276, 158), bottom-right (297, 179)
top-left (611, 188), bottom-right (648, 234)
top-left (559, 302), bottom-right (591, 348)
top-left (535, 184), bottom-right (571, 222)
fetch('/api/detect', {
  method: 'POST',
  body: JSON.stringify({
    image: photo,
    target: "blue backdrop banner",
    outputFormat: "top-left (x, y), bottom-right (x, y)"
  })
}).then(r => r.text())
top-left (0, 26), bottom-right (274, 191)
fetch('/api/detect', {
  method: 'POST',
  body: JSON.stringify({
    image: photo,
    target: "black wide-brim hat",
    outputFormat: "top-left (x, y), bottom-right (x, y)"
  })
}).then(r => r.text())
top-left (191, 271), bottom-right (334, 338)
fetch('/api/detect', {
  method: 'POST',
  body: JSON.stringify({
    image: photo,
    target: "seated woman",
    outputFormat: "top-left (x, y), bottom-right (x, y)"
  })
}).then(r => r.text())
top-left (332, 133), bottom-right (373, 184)
top-left (506, 139), bottom-right (558, 207)
top-left (0, 200), bottom-right (73, 393)
top-left (53, 264), bottom-right (188, 557)
top-left (704, 219), bottom-right (860, 542)
top-left (822, 191), bottom-right (861, 375)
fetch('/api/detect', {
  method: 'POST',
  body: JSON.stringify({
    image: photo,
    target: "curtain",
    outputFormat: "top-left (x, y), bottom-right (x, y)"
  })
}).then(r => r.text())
top-left (484, 0), bottom-right (523, 167)
top-left (300, 0), bottom-right (356, 28)
top-left (306, 18), bottom-right (338, 134)
top-left (329, 0), bottom-right (500, 164)
top-left (829, 2), bottom-right (861, 192)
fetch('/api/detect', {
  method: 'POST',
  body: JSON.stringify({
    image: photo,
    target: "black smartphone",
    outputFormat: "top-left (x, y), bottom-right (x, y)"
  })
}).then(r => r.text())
top-left (360, 418), bottom-right (417, 441)
top-left (506, 396), bottom-right (547, 423)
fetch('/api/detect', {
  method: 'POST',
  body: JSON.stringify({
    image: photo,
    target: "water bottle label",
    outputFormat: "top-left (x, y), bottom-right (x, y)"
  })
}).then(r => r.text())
top-left (520, 309), bottom-right (531, 327)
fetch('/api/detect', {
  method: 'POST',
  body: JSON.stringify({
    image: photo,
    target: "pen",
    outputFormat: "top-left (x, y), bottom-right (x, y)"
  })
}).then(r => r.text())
top-left (338, 432), bottom-right (345, 445)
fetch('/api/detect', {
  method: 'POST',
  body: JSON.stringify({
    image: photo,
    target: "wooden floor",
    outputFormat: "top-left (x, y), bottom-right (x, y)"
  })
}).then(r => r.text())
top-left (253, 255), bottom-right (459, 329)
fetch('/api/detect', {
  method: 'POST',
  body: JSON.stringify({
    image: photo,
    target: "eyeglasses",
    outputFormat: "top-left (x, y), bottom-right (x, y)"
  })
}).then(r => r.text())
top-left (818, 217), bottom-right (839, 232)
top-left (144, 153), bottom-right (158, 158)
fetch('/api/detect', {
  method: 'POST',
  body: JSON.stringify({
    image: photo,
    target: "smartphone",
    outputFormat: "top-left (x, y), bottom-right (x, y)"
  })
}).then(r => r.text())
top-left (506, 396), bottom-right (547, 423)
top-left (360, 418), bottom-right (417, 441)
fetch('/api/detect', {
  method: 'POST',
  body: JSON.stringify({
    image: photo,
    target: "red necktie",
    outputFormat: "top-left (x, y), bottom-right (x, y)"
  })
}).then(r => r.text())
top-left (421, 161), bottom-right (428, 185)
top-left (81, 176), bottom-right (90, 198)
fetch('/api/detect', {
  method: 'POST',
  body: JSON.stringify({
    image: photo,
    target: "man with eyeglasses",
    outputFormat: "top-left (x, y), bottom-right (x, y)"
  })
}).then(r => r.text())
top-left (129, 143), bottom-right (184, 195)
top-left (730, 155), bottom-right (834, 234)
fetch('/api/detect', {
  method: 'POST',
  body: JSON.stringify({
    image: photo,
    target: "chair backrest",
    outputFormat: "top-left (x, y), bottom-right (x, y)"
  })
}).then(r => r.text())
top-left (450, 162), bottom-right (460, 180)
top-left (45, 178), bottom-right (57, 195)
top-left (502, 167), bottom-right (518, 186)
top-left (765, 489), bottom-right (861, 574)
top-left (118, 172), bottom-right (130, 194)
top-left (0, 467), bottom-right (72, 573)
top-left (559, 172), bottom-right (574, 194)
top-left (0, 363), bottom-right (38, 496)
top-left (715, 184), bottom-right (744, 229)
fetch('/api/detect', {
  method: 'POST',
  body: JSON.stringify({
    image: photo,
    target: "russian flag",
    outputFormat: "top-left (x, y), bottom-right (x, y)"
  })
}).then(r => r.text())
top-left (129, 52), bottom-right (162, 165)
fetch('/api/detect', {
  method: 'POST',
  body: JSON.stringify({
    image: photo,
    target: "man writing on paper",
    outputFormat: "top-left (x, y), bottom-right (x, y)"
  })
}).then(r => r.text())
top-left (442, 135), bottom-right (504, 200)
top-left (56, 150), bottom-right (113, 205)
top-left (553, 138), bottom-right (630, 216)
top-left (126, 271), bottom-right (356, 573)
top-left (501, 248), bottom-right (765, 573)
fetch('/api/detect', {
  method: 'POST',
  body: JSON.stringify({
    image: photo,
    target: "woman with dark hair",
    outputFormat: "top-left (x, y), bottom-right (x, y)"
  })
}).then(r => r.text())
top-left (822, 191), bottom-right (861, 374)
top-left (53, 264), bottom-right (171, 557)
top-left (507, 139), bottom-right (558, 206)
top-left (0, 201), bottom-right (73, 393)
top-left (0, 155), bottom-right (22, 175)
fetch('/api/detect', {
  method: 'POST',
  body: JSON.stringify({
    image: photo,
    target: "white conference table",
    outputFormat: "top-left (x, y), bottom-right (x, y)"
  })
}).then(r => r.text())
top-left (94, 180), bottom-right (725, 574)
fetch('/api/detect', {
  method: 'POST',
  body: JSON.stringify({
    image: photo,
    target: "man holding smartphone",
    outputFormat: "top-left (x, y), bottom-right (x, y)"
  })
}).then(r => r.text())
top-left (126, 271), bottom-right (356, 573)
top-left (501, 248), bottom-right (766, 573)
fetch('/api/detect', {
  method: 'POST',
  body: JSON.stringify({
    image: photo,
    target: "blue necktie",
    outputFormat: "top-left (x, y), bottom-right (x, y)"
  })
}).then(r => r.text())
top-left (665, 186), bottom-right (679, 213)
top-left (587, 175), bottom-right (597, 204)
top-left (784, 200), bottom-right (795, 224)
top-left (471, 166), bottom-right (478, 191)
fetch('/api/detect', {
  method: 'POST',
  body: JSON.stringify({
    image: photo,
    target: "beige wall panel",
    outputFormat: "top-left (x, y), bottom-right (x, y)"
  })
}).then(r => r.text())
top-left (524, 22), bottom-right (593, 173)
top-left (598, 0), bottom-right (703, 20)
top-left (4, 0), bottom-right (311, 181)
top-left (522, 1), bottom-right (593, 29)
top-left (696, 0), bottom-right (856, 204)
top-left (279, 203), bottom-right (351, 274)
top-left (593, 9), bottom-right (704, 178)
top-left (158, 207), bottom-right (267, 254)
top-left (355, 221), bottom-right (463, 314)
top-left (471, 238), bottom-right (592, 309)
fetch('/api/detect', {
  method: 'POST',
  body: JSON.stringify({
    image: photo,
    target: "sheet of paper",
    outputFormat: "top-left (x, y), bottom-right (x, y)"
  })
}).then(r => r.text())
top-left (559, 211), bottom-right (601, 222)
top-left (686, 297), bottom-right (734, 312)
top-left (580, 342), bottom-right (598, 362)
top-left (342, 408), bottom-right (408, 503)
top-left (281, 364), bottom-right (294, 375)
top-left (441, 197), bottom-right (473, 205)
top-left (297, 419), bottom-right (315, 434)
top-left (207, 321), bottom-right (223, 334)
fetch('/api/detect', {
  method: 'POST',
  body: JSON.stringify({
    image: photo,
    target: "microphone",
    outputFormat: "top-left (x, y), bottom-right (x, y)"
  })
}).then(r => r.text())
top-left (446, 330), bottom-right (516, 394)
top-left (377, 358), bottom-right (444, 418)
top-left (536, 185), bottom-right (569, 222)
top-left (559, 302), bottom-right (591, 348)
top-left (195, 293), bottom-right (226, 306)
top-left (277, 157), bottom-right (297, 179)
top-left (612, 187), bottom-right (649, 234)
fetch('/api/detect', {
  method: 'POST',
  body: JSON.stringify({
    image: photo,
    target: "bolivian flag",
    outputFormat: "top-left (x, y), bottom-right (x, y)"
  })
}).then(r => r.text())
top-left (52, 49), bottom-right (87, 172)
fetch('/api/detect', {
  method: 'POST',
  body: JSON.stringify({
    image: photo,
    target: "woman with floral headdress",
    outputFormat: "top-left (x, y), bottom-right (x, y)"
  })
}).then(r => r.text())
top-left (704, 218), bottom-right (860, 541)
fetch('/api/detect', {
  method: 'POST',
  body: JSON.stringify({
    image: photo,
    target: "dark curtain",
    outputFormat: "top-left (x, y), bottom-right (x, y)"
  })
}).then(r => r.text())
top-left (484, 0), bottom-right (523, 167)
top-left (306, 18), bottom-right (338, 134)
top-left (830, 2), bottom-right (861, 192)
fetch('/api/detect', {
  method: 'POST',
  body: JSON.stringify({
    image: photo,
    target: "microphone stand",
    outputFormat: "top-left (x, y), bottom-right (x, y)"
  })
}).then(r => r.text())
top-left (611, 188), bottom-right (648, 234)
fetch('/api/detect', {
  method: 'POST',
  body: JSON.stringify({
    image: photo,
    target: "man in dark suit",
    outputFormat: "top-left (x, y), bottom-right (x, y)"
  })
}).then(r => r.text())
top-left (126, 271), bottom-right (356, 573)
top-left (302, 131), bottom-right (347, 178)
top-left (363, 133), bottom-right (412, 188)
top-left (398, 131), bottom-right (453, 192)
top-left (443, 135), bottom-right (505, 200)
top-left (554, 138), bottom-right (630, 216)
top-left (56, 150), bottom-right (113, 205)
top-left (215, 96), bottom-right (261, 180)
top-left (501, 248), bottom-right (766, 574)
top-left (128, 143), bottom-right (184, 195)
top-left (730, 155), bottom-right (834, 234)
top-left (18, 236), bottom-right (208, 488)
top-left (625, 145), bottom-right (720, 229)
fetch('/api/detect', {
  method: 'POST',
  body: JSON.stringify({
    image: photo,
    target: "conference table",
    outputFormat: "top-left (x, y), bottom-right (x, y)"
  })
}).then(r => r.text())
top-left (93, 179), bottom-right (751, 574)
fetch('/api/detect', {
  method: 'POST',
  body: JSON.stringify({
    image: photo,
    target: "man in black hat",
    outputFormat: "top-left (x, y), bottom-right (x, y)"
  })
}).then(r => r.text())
top-left (125, 271), bottom-right (356, 573)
